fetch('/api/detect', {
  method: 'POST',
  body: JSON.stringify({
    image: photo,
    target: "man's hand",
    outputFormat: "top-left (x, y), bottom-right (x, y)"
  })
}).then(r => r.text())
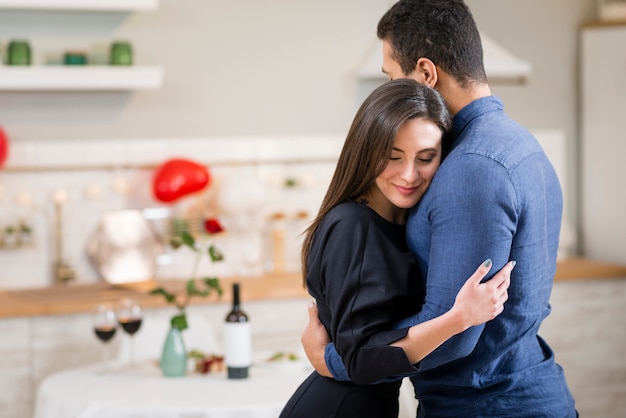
top-left (301, 301), bottom-right (333, 377)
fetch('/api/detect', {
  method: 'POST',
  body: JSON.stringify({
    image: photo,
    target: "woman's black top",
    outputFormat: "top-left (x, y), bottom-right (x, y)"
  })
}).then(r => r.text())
top-left (279, 201), bottom-right (424, 418)
top-left (307, 201), bottom-right (424, 384)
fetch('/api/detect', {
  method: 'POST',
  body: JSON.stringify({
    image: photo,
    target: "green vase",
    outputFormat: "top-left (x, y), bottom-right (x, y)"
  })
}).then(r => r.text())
top-left (160, 327), bottom-right (187, 377)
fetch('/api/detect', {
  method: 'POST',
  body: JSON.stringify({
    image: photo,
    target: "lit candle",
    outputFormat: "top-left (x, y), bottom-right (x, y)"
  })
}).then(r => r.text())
top-left (54, 189), bottom-right (67, 204)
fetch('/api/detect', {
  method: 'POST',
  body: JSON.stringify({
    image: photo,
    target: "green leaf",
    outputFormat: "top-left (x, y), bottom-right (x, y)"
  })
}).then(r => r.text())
top-left (201, 277), bottom-right (223, 297)
top-left (170, 313), bottom-right (188, 331)
top-left (149, 287), bottom-right (176, 304)
top-left (180, 230), bottom-right (197, 251)
top-left (186, 279), bottom-right (197, 295)
top-left (208, 245), bottom-right (224, 262)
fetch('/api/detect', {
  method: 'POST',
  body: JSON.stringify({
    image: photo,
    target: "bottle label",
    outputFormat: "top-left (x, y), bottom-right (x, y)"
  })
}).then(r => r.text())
top-left (224, 322), bottom-right (252, 367)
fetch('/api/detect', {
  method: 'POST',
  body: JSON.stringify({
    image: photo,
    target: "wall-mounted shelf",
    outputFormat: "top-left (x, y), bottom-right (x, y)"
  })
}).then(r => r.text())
top-left (0, 66), bottom-right (164, 91)
top-left (0, 0), bottom-right (158, 11)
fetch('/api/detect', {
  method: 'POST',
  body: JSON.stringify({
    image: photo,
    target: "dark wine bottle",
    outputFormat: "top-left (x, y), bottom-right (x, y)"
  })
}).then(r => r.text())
top-left (224, 283), bottom-right (251, 379)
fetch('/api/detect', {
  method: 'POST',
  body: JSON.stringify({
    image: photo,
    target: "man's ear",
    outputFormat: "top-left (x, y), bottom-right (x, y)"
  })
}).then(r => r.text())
top-left (414, 57), bottom-right (438, 88)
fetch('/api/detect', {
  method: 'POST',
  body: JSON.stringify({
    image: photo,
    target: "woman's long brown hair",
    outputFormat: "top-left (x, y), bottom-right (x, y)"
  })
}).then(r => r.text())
top-left (300, 79), bottom-right (451, 284)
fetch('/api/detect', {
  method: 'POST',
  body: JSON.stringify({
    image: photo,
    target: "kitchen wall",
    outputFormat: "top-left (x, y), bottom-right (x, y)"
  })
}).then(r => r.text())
top-left (0, 136), bottom-right (342, 289)
top-left (0, 0), bottom-right (390, 139)
top-left (0, 0), bottom-right (597, 142)
top-left (0, 129), bottom-right (576, 289)
top-left (0, 0), bottom-right (606, 290)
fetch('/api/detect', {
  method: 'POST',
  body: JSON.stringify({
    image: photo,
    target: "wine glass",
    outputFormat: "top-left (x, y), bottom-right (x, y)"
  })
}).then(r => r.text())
top-left (117, 299), bottom-right (143, 367)
top-left (93, 304), bottom-right (117, 375)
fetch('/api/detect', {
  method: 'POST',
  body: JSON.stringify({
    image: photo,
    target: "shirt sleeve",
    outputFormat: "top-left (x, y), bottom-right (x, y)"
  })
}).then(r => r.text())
top-left (317, 212), bottom-right (419, 385)
top-left (399, 154), bottom-right (517, 371)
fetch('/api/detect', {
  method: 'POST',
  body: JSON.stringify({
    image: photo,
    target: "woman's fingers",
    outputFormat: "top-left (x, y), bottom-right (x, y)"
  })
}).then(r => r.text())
top-left (468, 259), bottom-right (494, 286)
top-left (467, 259), bottom-right (515, 289)
top-left (488, 260), bottom-right (515, 290)
top-left (489, 261), bottom-right (514, 313)
top-left (477, 260), bottom-right (515, 316)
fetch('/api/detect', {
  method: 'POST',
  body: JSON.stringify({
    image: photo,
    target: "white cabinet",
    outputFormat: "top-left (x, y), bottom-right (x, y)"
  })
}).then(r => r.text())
top-left (580, 22), bottom-right (626, 264)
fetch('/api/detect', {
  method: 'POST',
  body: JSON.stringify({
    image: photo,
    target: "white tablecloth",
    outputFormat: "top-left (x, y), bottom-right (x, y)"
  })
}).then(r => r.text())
top-left (34, 360), bottom-right (314, 418)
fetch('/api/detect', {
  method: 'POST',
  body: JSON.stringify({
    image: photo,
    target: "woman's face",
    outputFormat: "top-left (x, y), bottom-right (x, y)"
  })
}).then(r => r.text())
top-left (370, 118), bottom-right (442, 222)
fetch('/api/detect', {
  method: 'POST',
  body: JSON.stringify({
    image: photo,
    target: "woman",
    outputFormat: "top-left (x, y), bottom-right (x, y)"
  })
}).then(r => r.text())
top-left (279, 79), bottom-right (512, 418)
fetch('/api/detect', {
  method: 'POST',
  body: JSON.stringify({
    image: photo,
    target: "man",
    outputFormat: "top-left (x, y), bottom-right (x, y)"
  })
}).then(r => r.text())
top-left (301, 1), bottom-right (577, 416)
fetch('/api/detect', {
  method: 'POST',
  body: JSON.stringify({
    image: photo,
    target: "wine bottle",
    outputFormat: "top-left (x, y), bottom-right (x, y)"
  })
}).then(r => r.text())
top-left (224, 283), bottom-right (251, 379)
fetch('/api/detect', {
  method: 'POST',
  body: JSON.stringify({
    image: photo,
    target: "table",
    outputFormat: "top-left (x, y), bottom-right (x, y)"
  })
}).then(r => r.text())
top-left (34, 360), bottom-right (313, 418)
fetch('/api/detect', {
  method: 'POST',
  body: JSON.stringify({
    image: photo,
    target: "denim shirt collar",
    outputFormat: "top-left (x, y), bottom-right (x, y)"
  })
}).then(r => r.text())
top-left (448, 95), bottom-right (504, 152)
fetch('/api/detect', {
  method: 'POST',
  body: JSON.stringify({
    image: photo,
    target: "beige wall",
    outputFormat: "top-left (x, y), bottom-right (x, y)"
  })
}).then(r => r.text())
top-left (0, 0), bottom-right (602, 253)
top-left (0, 0), bottom-right (389, 140)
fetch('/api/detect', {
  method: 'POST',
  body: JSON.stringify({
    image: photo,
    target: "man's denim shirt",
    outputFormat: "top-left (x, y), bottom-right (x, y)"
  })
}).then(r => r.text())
top-left (324, 96), bottom-right (577, 417)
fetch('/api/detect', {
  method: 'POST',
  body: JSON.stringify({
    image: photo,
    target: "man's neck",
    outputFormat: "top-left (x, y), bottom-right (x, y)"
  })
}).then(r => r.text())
top-left (435, 71), bottom-right (492, 117)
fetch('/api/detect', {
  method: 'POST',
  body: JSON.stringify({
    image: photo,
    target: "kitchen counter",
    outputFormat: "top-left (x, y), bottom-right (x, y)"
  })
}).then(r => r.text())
top-left (1, 257), bottom-right (625, 319)
top-left (0, 272), bottom-right (308, 319)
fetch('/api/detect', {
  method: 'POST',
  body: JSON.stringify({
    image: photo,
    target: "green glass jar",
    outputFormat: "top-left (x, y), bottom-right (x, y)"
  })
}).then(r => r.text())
top-left (7, 40), bottom-right (31, 66)
top-left (110, 41), bottom-right (133, 66)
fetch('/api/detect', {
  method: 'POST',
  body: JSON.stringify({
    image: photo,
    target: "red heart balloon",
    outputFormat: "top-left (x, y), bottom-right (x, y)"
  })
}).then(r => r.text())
top-left (152, 158), bottom-right (210, 203)
top-left (0, 126), bottom-right (9, 169)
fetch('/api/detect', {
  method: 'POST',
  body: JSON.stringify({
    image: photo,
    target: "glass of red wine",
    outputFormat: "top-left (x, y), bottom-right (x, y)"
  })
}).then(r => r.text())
top-left (117, 299), bottom-right (143, 367)
top-left (93, 304), bottom-right (117, 375)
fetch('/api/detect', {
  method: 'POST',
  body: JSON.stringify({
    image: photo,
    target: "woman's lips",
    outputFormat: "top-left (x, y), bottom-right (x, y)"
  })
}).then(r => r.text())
top-left (395, 184), bottom-right (420, 196)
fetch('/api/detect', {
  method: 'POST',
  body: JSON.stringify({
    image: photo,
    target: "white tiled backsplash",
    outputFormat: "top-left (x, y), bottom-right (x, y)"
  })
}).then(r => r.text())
top-left (0, 136), bottom-right (343, 289)
top-left (0, 130), bottom-right (573, 290)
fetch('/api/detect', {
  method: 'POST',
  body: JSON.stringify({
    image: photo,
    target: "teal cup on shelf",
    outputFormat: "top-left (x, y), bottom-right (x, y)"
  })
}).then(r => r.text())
top-left (64, 51), bottom-right (88, 66)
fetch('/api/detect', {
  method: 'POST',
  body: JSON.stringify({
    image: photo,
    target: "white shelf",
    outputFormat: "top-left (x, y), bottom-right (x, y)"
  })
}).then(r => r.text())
top-left (0, 0), bottom-right (158, 11)
top-left (0, 66), bottom-right (164, 91)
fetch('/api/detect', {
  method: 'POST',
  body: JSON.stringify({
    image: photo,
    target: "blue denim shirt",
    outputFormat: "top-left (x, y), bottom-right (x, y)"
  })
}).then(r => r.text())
top-left (325, 96), bottom-right (577, 417)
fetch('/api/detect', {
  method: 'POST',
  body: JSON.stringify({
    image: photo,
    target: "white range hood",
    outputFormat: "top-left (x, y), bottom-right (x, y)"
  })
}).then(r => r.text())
top-left (357, 31), bottom-right (531, 84)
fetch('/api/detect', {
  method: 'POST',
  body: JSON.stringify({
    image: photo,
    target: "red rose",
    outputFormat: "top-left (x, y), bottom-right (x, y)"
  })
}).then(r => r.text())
top-left (204, 218), bottom-right (224, 234)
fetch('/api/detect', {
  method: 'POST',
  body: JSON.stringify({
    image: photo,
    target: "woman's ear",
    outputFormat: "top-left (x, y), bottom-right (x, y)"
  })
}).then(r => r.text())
top-left (414, 57), bottom-right (438, 88)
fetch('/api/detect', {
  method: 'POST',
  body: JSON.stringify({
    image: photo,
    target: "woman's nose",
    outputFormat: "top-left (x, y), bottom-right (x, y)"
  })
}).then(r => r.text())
top-left (400, 162), bottom-right (419, 182)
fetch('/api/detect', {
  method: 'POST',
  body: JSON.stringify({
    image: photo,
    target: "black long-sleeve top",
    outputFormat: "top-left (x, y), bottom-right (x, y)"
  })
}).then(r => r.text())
top-left (306, 201), bottom-right (424, 384)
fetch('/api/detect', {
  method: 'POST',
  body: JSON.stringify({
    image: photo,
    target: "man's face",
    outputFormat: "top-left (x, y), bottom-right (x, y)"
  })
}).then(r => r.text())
top-left (382, 39), bottom-right (416, 81)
